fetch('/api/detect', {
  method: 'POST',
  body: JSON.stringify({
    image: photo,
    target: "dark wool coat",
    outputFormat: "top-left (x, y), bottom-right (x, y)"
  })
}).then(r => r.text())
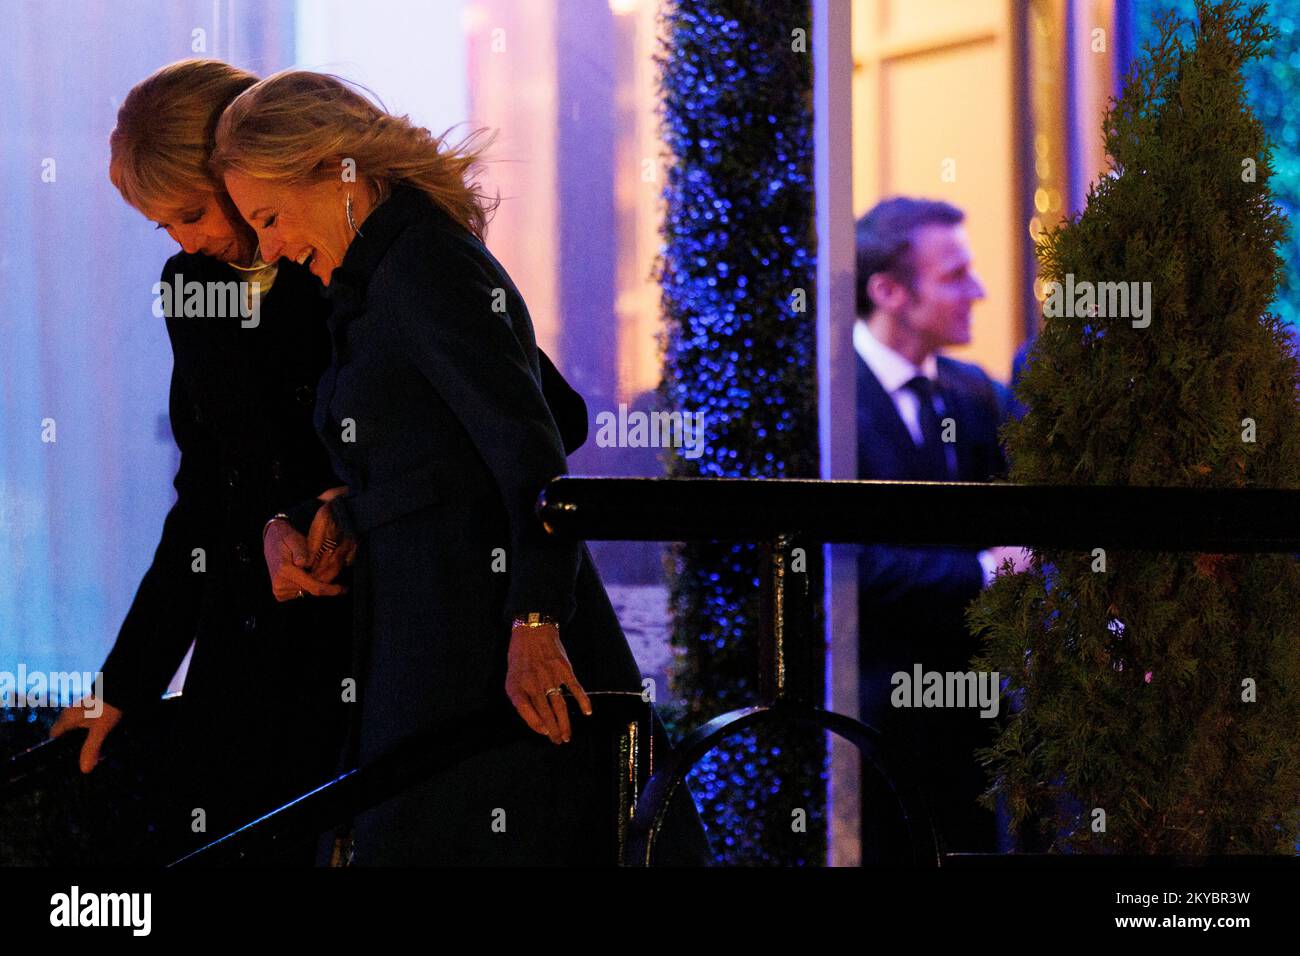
top-left (98, 252), bottom-right (352, 861)
top-left (98, 248), bottom-right (594, 864)
top-left (315, 185), bottom-right (710, 865)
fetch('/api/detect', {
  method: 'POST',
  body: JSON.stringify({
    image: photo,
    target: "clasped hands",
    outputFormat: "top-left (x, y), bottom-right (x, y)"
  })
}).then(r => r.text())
top-left (263, 485), bottom-right (356, 601)
top-left (261, 485), bottom-right (590, 745)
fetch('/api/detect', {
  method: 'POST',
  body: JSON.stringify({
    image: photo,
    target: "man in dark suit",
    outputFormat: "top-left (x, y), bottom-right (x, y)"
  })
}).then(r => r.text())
top-left (853, 196), bottom-right (1029, 857)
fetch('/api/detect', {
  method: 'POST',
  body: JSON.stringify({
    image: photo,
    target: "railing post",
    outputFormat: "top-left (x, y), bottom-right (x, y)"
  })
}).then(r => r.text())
top-left (613, 711), bottom-right (642, 863)
top-left (761, 533), bottom-right (818, 706)
top-left (589, 691), bottom-right (653, 866)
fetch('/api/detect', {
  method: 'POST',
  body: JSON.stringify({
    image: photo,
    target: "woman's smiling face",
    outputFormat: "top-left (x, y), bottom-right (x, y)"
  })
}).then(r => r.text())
top-left (141, 188), bottom-right (257, 266)
top-left (223, 171), bottom-right (356, 285)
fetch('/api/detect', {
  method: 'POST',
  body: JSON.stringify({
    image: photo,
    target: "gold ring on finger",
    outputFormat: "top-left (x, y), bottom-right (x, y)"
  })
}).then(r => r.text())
top-left (545, 687), bottom-right (563, 697)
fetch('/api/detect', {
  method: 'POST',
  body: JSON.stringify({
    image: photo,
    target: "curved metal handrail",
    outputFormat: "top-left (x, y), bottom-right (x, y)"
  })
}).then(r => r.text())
top-left (171, 692), bottom-right (655, 866)
top-left (622, 701), bottom-right (939, 867)
top-left (1, 730), bottom-right (85, 798)
top-left (0, 698), bottom-right (181, 802)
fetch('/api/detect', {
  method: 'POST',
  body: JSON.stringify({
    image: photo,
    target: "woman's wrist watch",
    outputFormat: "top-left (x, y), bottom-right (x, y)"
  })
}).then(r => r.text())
top-left (512, 612), bottom-right (558, 629)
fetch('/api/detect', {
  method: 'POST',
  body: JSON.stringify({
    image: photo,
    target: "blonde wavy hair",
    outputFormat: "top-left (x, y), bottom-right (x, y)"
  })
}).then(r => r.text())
top-left (210, 70), bottom-right (499, 241)
top-left (109, 59), bottom-right (259, 213)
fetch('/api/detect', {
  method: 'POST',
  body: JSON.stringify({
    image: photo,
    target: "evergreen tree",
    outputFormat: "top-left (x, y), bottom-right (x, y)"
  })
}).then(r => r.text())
top-left (969, 0), bottom-right (1300, 854)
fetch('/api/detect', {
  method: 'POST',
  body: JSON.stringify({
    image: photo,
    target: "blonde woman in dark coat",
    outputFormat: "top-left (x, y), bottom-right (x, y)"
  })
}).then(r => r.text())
top-left (212, 70), bottom-right (710, 865)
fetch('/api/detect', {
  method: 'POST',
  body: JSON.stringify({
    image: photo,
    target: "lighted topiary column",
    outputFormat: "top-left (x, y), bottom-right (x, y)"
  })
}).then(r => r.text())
top-left (656, 0), bottom-right (824, 864)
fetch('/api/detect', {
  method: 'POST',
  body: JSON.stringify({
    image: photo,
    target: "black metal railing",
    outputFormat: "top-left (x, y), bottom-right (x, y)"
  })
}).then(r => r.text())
top-left (2, 682), bottom-right (658, 868)
top-left (0, 697), bottom-right (181, 802)
top-left (535, 476), bottom-right (1300, 865)
top-left (13, 478), bottom-right (1299, 866)
top-left (171, 691), bottom-right (656, 866)
top-left (1, 727), bottom-right (87, 798)
top-left (537, 477), bottom-right (1300, 550)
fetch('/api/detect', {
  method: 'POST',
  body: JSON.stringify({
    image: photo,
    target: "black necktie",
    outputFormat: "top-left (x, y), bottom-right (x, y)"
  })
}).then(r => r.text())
top-left (903, 374), bottom-right (950, 481)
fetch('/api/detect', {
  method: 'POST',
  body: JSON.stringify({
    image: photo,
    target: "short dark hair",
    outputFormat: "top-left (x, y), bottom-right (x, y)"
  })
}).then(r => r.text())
top-left (855, 197), bottom-right (965, 316)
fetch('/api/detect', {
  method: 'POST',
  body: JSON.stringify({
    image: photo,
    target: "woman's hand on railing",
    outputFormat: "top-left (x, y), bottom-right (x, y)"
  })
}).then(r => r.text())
top-left (49, 697), bottom-right (123, 773)
top-left (505, 622), bottom-right (592, 745)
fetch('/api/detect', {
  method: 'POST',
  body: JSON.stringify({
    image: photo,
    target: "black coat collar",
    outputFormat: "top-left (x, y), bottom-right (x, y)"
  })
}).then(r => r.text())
top-left (326, 184), bottom-right (444, 300)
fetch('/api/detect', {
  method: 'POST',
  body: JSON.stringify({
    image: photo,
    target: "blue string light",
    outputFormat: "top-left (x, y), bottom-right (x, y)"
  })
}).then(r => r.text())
top-left (657, 0), bottom-right (824, 865)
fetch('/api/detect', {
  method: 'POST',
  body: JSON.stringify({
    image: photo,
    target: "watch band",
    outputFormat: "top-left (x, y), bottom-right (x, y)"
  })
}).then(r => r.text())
top-left (512, 612), bottom-right (558, 629)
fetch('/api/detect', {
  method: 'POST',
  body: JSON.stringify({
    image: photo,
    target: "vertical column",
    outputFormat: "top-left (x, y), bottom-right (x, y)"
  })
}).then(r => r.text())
top-left (813, 0), bottom-right (860, 868)
top-left (556, 0), bottom-right (619, 420)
